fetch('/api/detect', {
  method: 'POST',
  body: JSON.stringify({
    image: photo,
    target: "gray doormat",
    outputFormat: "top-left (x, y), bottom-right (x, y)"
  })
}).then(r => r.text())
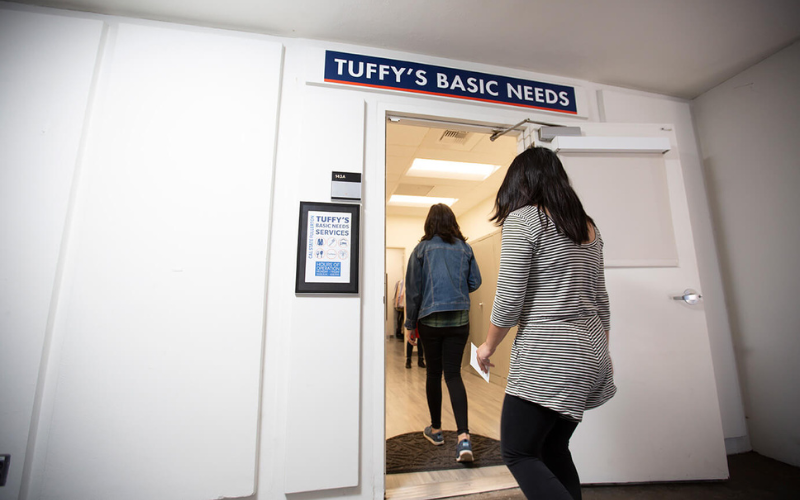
top-left (386, 431), bottom-right (504, 474)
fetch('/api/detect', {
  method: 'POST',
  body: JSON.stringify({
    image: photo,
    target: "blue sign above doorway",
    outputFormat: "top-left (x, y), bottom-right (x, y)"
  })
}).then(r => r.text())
top-left (324, 50), bottom-right (578, 115)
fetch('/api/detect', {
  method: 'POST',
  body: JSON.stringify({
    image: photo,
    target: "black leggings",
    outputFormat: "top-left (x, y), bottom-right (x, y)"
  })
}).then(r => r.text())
top-left (406, 338), bottom-right (424, 359)
top-left (501, 395), bottom-right (581, 500)
top-left (417, 323), bottom-right (469, 435)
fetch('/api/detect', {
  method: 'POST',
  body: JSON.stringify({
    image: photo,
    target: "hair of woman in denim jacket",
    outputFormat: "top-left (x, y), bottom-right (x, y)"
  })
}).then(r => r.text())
top-left (421, 203), bottom-right (467, 244)
top-left (490, 146), bottom-right (595, 245)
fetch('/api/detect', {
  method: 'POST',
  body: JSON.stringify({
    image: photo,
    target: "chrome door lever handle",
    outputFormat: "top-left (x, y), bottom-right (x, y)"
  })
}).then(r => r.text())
top-left (673, 289), bottom-right (702, 305)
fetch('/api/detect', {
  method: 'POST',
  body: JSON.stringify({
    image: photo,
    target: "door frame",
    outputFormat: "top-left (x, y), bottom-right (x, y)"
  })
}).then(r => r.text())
top-left (369, 98), bottom-right (730, 495)
top-left (369, 99), bottom-right (584, 496)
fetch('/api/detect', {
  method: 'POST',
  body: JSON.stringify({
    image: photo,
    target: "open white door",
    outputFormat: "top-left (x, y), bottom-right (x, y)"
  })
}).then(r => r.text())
top-left (519, 122), bottom-right (728, 483)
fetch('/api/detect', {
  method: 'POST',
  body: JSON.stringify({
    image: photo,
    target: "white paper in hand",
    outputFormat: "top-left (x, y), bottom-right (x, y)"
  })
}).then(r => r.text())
top-left (470, 343), bottom-right (490, 383)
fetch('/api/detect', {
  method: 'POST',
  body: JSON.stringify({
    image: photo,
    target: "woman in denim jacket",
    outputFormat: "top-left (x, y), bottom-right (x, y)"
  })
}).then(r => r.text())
top-left (404, 203), bottom-right (481, 462)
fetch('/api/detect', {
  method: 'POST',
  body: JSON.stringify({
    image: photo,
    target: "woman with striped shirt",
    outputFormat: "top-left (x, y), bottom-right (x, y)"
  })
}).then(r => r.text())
top-left (476, 147), bottom-right (616, 499)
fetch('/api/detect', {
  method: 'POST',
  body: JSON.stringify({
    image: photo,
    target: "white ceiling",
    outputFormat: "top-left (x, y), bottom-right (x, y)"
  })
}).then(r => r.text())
top-left (9, 0), bottom-right (800, 99)
top-left (386, 122), bottom-right (518, 219)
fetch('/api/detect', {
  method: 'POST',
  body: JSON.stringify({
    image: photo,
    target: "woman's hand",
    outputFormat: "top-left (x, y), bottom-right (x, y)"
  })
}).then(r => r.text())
top-left (477, 323), bottom-right (510, 373)
top-left (406, 329), bottom-right (417, 346)
top-left (476, 342), bottom-right (495, 373)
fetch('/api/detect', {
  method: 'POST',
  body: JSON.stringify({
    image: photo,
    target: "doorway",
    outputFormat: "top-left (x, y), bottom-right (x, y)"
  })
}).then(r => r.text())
top-left (383, 116), bottom-right (518, 498)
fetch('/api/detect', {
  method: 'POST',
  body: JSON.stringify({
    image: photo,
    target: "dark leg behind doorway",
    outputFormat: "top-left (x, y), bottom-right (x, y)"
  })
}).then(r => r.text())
top-left (406, 336), bottom-right (425, 366)
top-left (395, 308), bottom-right (404, 339)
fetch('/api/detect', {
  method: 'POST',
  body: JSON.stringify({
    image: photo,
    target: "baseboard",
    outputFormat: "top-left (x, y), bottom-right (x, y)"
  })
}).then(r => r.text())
top-left (725, 435), bottom-right (752, 455)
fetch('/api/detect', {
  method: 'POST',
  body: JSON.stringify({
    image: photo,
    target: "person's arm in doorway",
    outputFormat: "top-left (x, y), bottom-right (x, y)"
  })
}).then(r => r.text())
top-left (467, 248), bottom-right (482, 293)
top-left (403, 245), bottom-right (422, 332)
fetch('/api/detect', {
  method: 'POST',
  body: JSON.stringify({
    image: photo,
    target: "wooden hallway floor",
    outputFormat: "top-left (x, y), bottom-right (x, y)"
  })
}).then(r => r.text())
top-left (385, 333), bottom-right (515, 499)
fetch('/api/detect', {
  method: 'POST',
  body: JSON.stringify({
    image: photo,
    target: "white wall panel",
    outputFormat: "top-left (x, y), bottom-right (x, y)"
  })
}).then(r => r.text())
top-left (28, 21), bottom-right (282, 500)
top-left (692, 42), bottom-right (800, 466)
top-left (0, 9), bottom-right (103, 500)
top-left (284, 89), bottom-right (365, 493)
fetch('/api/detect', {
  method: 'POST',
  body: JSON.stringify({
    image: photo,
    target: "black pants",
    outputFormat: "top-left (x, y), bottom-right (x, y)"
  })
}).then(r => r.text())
top-left (417, 322), bottom-right (469, 435)
top-left (501, 395), bottom-right (581, 500)
top-left (394, 309), bottom-right (404, 338)
top-left (406, 337), bottom-right (424, 360)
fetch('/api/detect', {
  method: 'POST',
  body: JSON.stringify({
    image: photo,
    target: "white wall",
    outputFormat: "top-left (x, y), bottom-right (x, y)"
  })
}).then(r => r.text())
top-left (458, 196), bottom-right (499, 242)
top-left (282, 86), bottom-right (364, 494)
top-left (386, 215), bottom-right (425, 262)
top-left (1, 4), bottom-right (283, 499)
top-left (0, 10), bottom-right (103, 500)
top-left (692, 41), bottom-right (800, 466)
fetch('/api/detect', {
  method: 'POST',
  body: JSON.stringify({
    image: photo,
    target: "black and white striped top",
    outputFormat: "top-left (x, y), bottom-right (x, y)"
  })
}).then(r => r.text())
top-left (491, 206), bottom-right (616, 421)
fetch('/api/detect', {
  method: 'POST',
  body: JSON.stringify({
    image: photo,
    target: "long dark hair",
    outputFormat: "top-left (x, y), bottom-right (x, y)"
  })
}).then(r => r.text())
top-left (422, 203), bottom-right (466, 244)
top-left (490, 147), bottom-right (593, 244)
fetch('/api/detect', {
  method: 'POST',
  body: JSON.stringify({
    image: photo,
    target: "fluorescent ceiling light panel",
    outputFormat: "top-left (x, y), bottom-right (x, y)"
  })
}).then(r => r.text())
top-left (407, 158), bottom-right (500, 181)
top-left (388, 195), bottom-right (457, 207)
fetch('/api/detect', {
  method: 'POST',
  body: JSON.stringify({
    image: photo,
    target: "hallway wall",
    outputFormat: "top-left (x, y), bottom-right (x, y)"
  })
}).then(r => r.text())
top-left (386, 215), bottom-right (425, 264)
top-left (0, 10), bottom-right (103, 500)
top-left (458, 197), bottom-right (498, 242)
top-left (692, 41), bottom-right (800, 466)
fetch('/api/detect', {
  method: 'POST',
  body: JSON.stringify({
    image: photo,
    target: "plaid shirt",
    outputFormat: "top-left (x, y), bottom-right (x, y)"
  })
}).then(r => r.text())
top-left (419, 310), bottom-right (469, 328)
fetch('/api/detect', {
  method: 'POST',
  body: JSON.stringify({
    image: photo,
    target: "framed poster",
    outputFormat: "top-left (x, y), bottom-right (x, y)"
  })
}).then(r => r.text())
top-left (295, 201), bottom-right (360, 294)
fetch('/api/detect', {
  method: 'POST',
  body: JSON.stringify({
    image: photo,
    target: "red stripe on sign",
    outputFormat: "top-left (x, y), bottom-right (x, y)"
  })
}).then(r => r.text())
top-left (324, 79), bottom-right (578, 115)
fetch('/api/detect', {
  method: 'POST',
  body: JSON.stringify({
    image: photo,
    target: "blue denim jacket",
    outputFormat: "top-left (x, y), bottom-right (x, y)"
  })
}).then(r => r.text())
top-left (404, 236), bottom-right (481, 330)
